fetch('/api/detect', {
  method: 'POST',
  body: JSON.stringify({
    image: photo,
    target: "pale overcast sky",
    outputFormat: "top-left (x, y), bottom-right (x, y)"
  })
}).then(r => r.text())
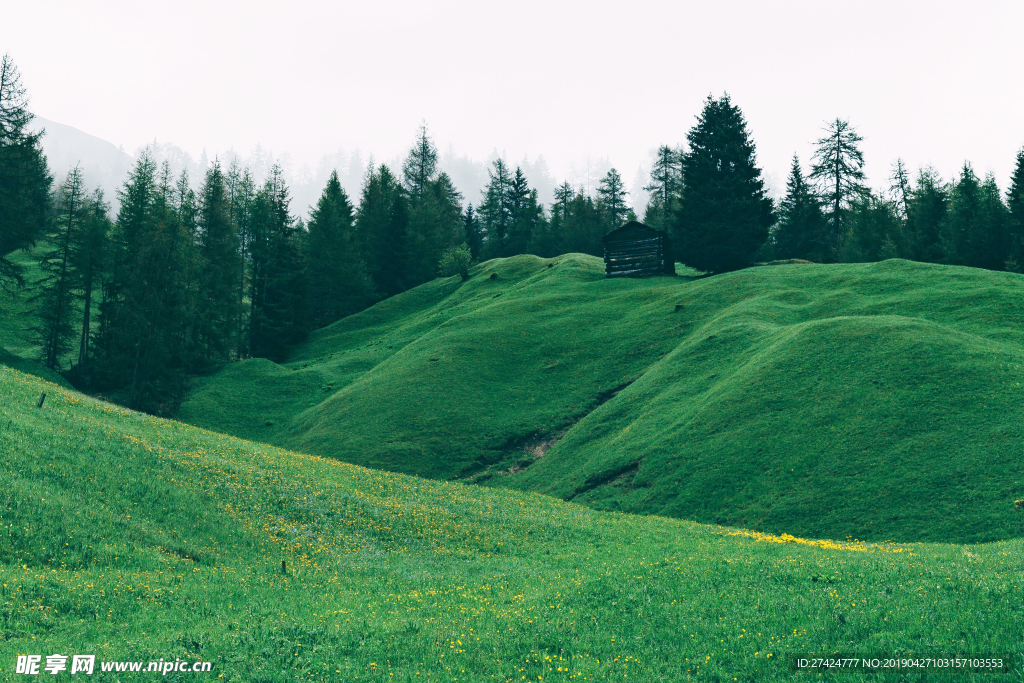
top-left (3, 0), bottom-right (1023, 197)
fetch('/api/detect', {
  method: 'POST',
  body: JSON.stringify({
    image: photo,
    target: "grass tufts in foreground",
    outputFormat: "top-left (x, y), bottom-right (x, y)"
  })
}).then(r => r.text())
top-left (2, 365), bottom-right (1023, 681)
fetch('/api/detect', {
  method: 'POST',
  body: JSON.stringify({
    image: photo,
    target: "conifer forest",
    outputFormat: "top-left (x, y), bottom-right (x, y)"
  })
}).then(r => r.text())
top-left (4, 52), bottom-right (1021, 414)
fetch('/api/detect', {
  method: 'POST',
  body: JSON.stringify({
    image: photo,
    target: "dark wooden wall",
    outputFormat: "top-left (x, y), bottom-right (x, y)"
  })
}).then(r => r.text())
top-left (603, 225), bottom-right (674, 278)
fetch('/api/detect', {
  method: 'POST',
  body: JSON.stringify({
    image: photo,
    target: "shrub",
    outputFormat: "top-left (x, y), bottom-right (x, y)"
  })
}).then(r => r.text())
top-left (438, 244), bottom-right (473, 281)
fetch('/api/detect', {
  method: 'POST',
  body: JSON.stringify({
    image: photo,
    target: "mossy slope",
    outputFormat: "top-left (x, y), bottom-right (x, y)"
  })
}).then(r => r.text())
top-left (179, 256), bottom-right (1024, 543)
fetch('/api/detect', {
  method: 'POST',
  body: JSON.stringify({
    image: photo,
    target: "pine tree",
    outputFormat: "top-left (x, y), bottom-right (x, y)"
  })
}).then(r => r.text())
top-left (96, 153), bottom-right (196, 412)
top-left (1007, 149), bottom-right (1024, 271)
top-left (0, 54), bottom-right (52, 289)
top-left (643, 145), bottom-right (683, 231)
top-left (402, 123), bottom-right (439, 198)
top-left (774, 156), bottom-right (827, 261)
top-left (407, 172), bottom-right (463, 285)
top-left (72, 189), bottom-right (111, 371)
top-left (907, 167), bottom-right (948, 263)
top-left (507, 167), bottom-right (543, 255)
top-left (249, 164), bottom-right (308, 360)
top-left (975, 173), bottom-right (1009, 271)
top-left (889, 158), bottom-right (912, 221)
top-left (226, 159), bottom-right (256, 356)
top-left (810, 118), bottom-right (867, 254)
top-left (942, 163), bottom-right (982, 266)
top-left (196, 160), bottom-right (242, 363)
top-left (478, 158), bottom-right (513, 257)
top-left (306, 170), bottom-right (371, 327)
top-left (34, 167), bottom-right (86, 369)
top-left (176, 169), bottom-right (198, 239)
top-left (357, 164), bottom-right (407, 297)
top-left (561, 190), bottom-right (603, 256)
top-left (174, 169), bottom-right (201, 366)
top-left (463, 204), bottom-right (483, 260)
top-left (674, 94), bottom-right (774, 273)
top-left (597, 168), bottom-right (629, 230)
top-left (532, 182), bottom-right (572, 257)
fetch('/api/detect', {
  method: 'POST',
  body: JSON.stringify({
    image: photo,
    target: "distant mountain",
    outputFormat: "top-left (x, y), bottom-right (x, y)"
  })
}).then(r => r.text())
top-left (31, 117), bottom-right (134, 211)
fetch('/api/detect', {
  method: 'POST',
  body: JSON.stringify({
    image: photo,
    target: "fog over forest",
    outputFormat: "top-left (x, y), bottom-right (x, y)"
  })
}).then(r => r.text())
top-left (31, 115), bottom-right (674, 220)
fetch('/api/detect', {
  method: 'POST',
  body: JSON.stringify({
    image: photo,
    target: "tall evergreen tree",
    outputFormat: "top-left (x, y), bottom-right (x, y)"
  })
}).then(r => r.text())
top-left (249, 164), bottom-right (308, 360)
top-left (478, 158), bottom-right (513, 257)
top-left (597, 168), bottom-right (629, 230)
top-left (463, 203), bottom-right (483, 260)
top-left (810, 118), bottom-right (867, 254)
top-left (534, 182), bottom-right (573, 257)
top-left (196, 161), bottom-right (242, 363)
top-left (34, 167), bottom-right (86, 369)
top-left (975, 173), bottom-right (1009, 271)
top-left (643, 145), bottom-right (683, 231)
top-left (306, 170), bottom-right (371, 327)
top-left (907, 167), bottom-right (948, 263)
top-left (72, 189), bottom-right (111, 371)
top-left (889, 158), bottom-right (912, 221)
top-left (402, 123), bottom-right (439, 198)
top-left (407, 172), bottom-right (463, 285)
top-left (226, 159), bottom-right (256, 356)
top-left (561, 190), bottom-right (603, 256)
top-left (1007, 149), bottom-right (1024, 271)
top-left (0, 54), bottom-right (51, 289)
top-left (357, 164), bottom-right (407, 297)
top-left (507, 167), bottom-right (543, 255)
top-left (96, 153), bottom-right (196, 412)
top-left (173, 168), bottom-right (201, 368)
top-left (941, 163), bottom-right (982, 266)
top-left (176, 170), bottom-right (198, 239)
top-left (674, 94), bottom-right (774, 273)
top-left (774, 155), bottom-right (827, 261)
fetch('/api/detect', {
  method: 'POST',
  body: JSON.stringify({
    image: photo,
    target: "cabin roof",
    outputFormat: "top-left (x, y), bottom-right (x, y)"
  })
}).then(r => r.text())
top-left (602, 221), bottom-right (664, 242)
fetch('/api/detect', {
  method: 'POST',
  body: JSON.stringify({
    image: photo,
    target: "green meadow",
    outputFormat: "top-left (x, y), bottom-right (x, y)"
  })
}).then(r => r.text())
top-left (180, 255), bottom-right (1024, 544)
top-left (1, 364), bottom-right (1022, 682)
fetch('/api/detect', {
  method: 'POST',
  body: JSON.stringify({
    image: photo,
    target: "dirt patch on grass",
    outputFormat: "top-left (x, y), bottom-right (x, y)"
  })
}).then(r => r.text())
top-left (461, 379), bottom-right (638, 484)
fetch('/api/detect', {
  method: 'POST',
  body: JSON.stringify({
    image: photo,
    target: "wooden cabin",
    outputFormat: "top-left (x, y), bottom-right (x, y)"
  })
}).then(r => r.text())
top-left (603, 221), bottom-right (675, 278)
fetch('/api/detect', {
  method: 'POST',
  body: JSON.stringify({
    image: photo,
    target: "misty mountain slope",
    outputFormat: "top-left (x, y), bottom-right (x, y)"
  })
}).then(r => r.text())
top-left (178, 256), bottom-right (1024, 543)
top-left (32, 117), bottom-right (134, 207)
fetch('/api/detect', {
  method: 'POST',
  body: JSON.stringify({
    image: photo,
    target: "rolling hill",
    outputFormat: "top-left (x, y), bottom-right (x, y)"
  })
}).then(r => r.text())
top-left (2, 363), bottom-right (1022, 681)
top-left (178, 255), bottom-right (1024, 544)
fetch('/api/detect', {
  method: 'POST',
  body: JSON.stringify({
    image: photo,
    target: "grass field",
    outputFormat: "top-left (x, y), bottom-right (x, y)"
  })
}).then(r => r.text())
top-left (2, 364), bottom-right (1023, 681)
top-left (179, 255), bottom-right (1024, 544)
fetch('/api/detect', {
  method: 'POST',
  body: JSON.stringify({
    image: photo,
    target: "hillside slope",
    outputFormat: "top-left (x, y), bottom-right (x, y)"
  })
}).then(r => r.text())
top-left (2, 365), bottom-right (1022, 681)
top-left (179, 255), bottom-right (1024, 543)
top-left (0, 346), bottom-right (72, 388)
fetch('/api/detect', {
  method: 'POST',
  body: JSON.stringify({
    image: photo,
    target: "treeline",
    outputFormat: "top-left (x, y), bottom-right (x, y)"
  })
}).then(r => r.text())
top-left (4, 99), bottom-right (644, 413)
top-left (768, 124), bottom-right (1024, 271)
top-left (642, 96), bottom-right (1024, 273)
top-left (4, 51), bottom-right (1024, 413)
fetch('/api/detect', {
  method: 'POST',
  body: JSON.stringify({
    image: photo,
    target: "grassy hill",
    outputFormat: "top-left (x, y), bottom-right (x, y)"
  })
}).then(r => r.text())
top-left (0, 347), bottom-right (72, 389)
top-left (179, 255), bottom-right (1024, 544)
top-left (2, 364), bottom-right (1023, 681)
